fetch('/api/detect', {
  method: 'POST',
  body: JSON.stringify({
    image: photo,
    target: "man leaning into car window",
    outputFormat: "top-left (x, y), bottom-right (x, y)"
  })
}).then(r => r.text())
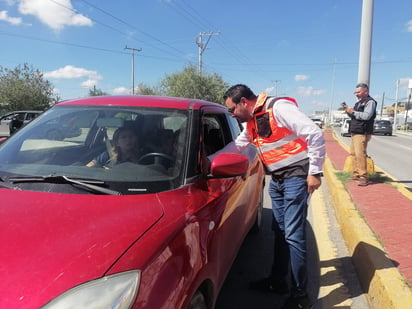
top-left (223, 84), bottom-right (325, 309)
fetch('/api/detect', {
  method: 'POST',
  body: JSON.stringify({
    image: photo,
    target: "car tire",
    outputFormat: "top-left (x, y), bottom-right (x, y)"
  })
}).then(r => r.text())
top-left (188, 290), bottom-right (208, 309)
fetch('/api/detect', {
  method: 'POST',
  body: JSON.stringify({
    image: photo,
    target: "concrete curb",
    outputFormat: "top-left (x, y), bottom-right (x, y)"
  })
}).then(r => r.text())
top-left (323, 157), bottom-right (412, 309)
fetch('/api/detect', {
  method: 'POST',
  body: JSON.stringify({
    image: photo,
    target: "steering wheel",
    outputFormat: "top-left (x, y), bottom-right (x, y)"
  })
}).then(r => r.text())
top-left (138, 152), bottom-right (174, 166)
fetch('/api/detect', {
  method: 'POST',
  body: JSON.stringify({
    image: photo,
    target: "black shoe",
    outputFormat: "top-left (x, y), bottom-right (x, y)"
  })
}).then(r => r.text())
top-left (249, 277), bottom-right (289, 294)
top-left (281, 294), bottom-right (312, 309)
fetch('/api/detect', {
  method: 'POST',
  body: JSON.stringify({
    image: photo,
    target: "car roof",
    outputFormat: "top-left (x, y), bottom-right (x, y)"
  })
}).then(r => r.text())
top-left (0, 110), bottom-right (43, 117)
top-left (56, 95), bottom-right (224, 111)
top-left (3, 110), bottom-right (42, 114)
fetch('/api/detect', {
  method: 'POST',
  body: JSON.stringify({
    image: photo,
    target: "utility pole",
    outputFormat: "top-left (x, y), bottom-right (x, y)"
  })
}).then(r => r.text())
top-left (272, 80), bottom-right (281, 97)
top-left (196, 31), bottom-right (220, 75)
top-left (329, 59), bottom-right (337, 124)
top-left (124, 45), bottom-right (142, 95)
top-left (380, 92), bottom-right (385, 120)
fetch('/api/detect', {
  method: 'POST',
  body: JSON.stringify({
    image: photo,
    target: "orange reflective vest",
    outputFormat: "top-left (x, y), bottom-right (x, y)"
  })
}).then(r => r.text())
top-left (246, 93), bottom-right (308, 172)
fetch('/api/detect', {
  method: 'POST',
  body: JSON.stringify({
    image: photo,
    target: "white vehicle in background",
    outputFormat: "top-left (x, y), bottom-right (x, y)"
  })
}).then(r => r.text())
top-left (310, 118), bottom-right (324, 128)
top-left (341, 118), bottom-right (351, 136)
top-left (0, 110), bottom-right (42, 136)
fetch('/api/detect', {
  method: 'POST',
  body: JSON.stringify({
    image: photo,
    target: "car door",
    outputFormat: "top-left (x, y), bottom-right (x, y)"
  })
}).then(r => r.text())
top-left (198, 108), bottom-right (263, 288)
top-left (23, 112), bottom-right (40, 125)
top-left (0, 113), bottom-right (15, 136)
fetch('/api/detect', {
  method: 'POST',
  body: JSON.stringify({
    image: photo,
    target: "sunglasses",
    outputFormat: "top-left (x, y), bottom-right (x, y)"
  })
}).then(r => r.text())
top-left (227, 105), bottom-right (236, 114)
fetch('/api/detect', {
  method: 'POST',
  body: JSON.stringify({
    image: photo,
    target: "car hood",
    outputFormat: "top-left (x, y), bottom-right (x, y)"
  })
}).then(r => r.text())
top-left (0, 189), bottom-right (164, 308)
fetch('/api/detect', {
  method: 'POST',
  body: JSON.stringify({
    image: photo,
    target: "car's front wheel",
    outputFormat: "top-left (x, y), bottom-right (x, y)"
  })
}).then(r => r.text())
top-left (188, 290), bottom-right (208, 309)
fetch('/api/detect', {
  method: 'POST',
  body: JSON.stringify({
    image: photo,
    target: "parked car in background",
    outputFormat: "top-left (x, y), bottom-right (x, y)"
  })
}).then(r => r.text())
top-left (340, 118), bottom-right (351, 136)
top-left (373, 120), bottom-right (392, 136)
top-left (0, 96), bottom-right (265, 309)
top-left (311, 118), bottom-right (324, 128)
top-left (331, 120), bottom-right (342, 127)
top-left (0, 110), bottom-right (42, 136)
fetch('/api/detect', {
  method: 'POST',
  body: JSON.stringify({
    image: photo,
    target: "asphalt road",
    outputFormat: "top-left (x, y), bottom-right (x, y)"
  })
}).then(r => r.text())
top-left (215, 176), bottom-right (369, 309)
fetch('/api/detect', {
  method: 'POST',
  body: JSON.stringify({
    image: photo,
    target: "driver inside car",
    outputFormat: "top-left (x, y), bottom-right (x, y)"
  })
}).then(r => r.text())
top-left (87, 127), bottom-right (141, 168)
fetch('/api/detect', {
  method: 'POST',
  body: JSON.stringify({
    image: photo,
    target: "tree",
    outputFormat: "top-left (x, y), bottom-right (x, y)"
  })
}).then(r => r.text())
top-left (160, 65), bottom-right (228, 104)
top-left (135, 83), bottom-right (159, 95)
top-left (0, 63), bottom-right (57, 111)
top-left (89, 86), bottom-right (108, 96)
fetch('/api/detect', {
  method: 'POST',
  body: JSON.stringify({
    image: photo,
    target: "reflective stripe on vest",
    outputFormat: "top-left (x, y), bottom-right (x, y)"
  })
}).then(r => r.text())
top-left (247, 93), bottom-right (308, 172)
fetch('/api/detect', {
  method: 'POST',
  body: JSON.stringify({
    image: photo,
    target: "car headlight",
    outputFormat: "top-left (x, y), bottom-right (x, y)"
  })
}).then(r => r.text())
top-left (41, 270), bottom-right (140, 309)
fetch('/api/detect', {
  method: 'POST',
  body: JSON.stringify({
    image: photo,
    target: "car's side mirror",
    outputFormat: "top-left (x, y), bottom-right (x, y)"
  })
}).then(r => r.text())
top-left (208, 152), bottom-right (249, 178)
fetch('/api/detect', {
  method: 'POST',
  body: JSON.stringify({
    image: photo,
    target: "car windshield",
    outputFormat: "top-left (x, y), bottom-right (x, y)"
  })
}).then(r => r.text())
top-left (0, 105), bottom-right (188, 195)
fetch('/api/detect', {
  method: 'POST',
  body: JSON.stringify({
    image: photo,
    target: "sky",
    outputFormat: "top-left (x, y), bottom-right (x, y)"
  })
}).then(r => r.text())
top-left (0, 0), bottom-right (411, 116)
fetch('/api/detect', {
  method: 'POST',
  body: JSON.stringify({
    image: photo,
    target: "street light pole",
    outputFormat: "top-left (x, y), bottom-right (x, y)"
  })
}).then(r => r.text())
top-left (394, 79), bottom-right (400, 132)
top-left (328, 60), bottom-right (336, 125)
top-left (357, 0), bottom-right (374, 86)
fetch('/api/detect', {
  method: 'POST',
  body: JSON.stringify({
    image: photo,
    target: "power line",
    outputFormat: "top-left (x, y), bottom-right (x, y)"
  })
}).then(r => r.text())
top-left (165, 1), bottom-right (258, 71)
top-left (78, 0), bottom-right (187, 58)
top-left (47, 0), bottom-right (191, 62)
top-left (0, 31), bottom-right (182, 63)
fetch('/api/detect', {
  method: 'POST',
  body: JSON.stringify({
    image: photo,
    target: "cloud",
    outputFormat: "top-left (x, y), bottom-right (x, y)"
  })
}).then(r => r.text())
top-left (265, 86), bottom-right (275, 94)
top-left (407, 20), bottom-right (412, 32)
top-left (295, 75), bottom-right (309, 81)
top-left (44, 65), bottom-right (102, 88)
top-left (113, 87), bottom-right (130, 94)
top-left (310, 100), bottom-right (327, 107)
top-left (18, 0), bottom-right (92, 31)
top-left (297, 86), bottom-right (326, 97)
top-left (0, 10), bottom-right (23, 25)
top-left (44, 65), bottom-right (101, 79)
top-left (81, 79), bottom-right (98, 89)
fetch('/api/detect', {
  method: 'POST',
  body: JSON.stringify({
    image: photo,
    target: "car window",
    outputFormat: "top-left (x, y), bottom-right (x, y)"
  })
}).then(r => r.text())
top-left (25, 112), bottom-right (41, 121)
top-left (202, 114), bottom-right (233, 156)
top-left (227, 115), bottom-right (243, 138)
top-left (0, 105), bottom-right (189, 195)
top-left (2, 113), bottom-right (16, 121)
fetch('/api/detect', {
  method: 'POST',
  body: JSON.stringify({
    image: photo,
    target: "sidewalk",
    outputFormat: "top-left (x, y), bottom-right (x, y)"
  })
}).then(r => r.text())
top-left (323, 128), bottom-right (412, 309)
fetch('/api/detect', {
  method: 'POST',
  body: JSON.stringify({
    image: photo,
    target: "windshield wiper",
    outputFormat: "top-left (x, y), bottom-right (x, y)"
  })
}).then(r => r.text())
top-left (8, 175), bottom-right (121, 195)
top-left (0, 177), bottom-right (21, 190)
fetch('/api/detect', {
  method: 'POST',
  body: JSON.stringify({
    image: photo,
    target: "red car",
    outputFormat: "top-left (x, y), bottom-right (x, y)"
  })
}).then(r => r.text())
top-left (0, 96), bottom-right (265, 309)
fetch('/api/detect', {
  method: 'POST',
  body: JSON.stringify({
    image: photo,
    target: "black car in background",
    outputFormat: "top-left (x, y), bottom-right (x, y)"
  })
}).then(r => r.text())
top-left (373, 120), bottom-right (392, 136)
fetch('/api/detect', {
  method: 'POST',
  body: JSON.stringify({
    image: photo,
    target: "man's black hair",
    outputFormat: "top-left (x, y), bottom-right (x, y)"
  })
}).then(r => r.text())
top-left (223, 84), bottom-right (256, 103)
